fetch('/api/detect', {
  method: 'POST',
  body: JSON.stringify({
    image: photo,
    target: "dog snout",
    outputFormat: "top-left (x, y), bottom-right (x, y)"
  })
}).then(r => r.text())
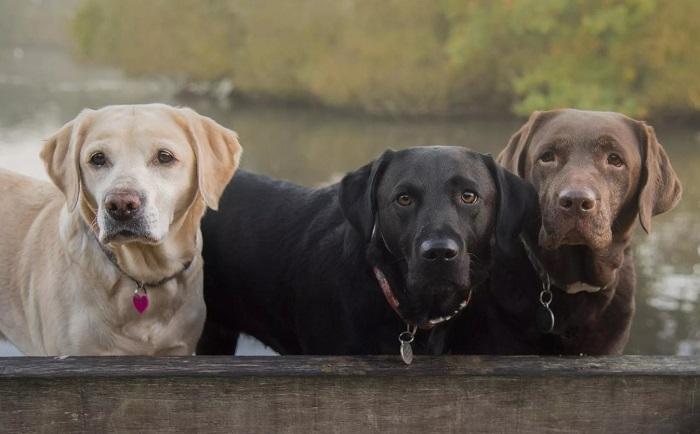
top-left (104, 190), bottom-right (142, 222)
top-left (558, 188), bottom-right (597, 215)
top-left (419, 238), bottom-right (460, 262)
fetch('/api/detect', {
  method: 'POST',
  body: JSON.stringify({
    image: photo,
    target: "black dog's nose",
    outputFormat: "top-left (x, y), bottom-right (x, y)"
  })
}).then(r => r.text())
top-left (105, 190), bottom-right (142, 221)
top-left (558, 188), bottom-right (597, 214)
top-left (420, 239), bottom-right (459, 262)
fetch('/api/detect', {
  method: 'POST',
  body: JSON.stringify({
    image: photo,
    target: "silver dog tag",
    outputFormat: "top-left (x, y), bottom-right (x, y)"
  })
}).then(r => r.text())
top-left (398, 325), bottom-right (416, 365)
top-left (400, 340), bottom-right (414, 365)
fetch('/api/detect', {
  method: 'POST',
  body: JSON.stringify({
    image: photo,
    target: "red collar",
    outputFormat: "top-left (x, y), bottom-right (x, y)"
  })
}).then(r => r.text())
top-left (372, 266), bottom-right (472, 330)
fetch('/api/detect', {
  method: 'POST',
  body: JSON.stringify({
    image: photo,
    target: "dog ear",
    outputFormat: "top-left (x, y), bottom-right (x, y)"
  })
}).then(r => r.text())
top-left (40, 109), bottom-right (95, 211)
top-left (634, 122), bottom-right (682, 233)
top-left (180, 108), bottom-right (242, 211)
top-left (339, 150), bottom-right (394, 241)
top-left (497, 110), bottom-right (555, 176)
top-left (482, 153), bottom-right (539, 258)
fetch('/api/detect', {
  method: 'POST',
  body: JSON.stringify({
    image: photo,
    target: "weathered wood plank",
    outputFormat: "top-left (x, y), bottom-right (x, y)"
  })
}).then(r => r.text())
top-left (0, 356), bottom-right (698, 433)
top-left (1, 355), bottom-right (699, 378)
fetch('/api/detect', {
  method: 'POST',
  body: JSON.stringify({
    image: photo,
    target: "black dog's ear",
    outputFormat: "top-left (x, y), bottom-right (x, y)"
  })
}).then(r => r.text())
top-left (339, 150), bottom-right (395, 241)
top-left (482, 154), bottom-right (539, 258)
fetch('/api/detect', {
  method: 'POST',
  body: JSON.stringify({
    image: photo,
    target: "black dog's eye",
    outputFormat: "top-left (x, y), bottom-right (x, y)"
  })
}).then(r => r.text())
top-left (607, 153), bottom-right (624, 167)
top-left (156, 150), bottom-right (176, 165)
top-left (396, 194), bottom-right (413, 207)
top-left (539, 150), bottom-right (555, 163)
top-left (461, 191), bottom-right (478, 205)
top-left (89, 152), bottom-right (107, 167)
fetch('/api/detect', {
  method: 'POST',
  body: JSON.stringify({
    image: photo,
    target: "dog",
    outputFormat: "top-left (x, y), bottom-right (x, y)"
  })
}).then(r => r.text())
top-left (447, 109), bottom-right (681, 355)
top-left (0, 104), bottom-right (241, 355)
top-left (196, 146), bottom-right (537, 356)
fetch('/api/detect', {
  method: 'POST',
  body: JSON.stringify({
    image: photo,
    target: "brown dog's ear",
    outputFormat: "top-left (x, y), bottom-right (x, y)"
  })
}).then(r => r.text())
top-left (339, 150), bottom-right (395, 241)
top-left (635, 122), bottom-right (682, 233)
top-left (497, 110), bottom-right (557, 177)
top-left (40, 109), bottom-right (95, 211)
top-left (180, 108), bottom-right (242, 211)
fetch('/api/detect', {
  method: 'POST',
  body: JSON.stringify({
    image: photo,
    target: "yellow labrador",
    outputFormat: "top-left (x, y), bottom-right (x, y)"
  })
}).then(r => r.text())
top-left (0, 104), bottom-right (241, 355)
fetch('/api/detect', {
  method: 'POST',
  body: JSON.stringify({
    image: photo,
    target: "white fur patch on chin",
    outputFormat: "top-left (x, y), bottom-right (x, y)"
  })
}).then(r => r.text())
top-left (565, 281), bottom-right (602, 294)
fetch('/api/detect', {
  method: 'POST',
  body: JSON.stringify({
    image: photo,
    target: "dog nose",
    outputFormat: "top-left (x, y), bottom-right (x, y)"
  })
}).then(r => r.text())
top-left (105, 190), bottom-right (142, 221)
top-left (419, 239), bottom-right (460, 262)
top-left (558, 188), bottom-right (597, 213)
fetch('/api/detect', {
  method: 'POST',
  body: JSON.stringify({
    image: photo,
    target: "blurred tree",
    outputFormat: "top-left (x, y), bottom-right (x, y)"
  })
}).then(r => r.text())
top-left (72, 0), bottom-right (700, 118)
top-left (74, 0), bottom-right (240, 80)
top-left (445, 0), bottom-right (700, 117)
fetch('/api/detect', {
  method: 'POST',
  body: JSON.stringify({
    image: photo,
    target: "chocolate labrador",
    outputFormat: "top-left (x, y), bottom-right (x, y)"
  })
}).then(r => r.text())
top-left (196, 146), bottom-right (536, 356)
top-left (447, 109), bottom-right (681, 355)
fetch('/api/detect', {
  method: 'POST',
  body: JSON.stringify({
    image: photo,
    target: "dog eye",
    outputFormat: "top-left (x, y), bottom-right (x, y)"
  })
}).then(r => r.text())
top-left (396, 194), bottom-right (413, 207)
top-left (539, 150), bottom-right (555, 163)
top-left (607, 153), bottom-right (625, 167)
top-left (156, 150), bottom-right (176, 165)
top-left (461, 191), bottom-right (478, 205)
top-left (89, 152), bottom-right (107, 167)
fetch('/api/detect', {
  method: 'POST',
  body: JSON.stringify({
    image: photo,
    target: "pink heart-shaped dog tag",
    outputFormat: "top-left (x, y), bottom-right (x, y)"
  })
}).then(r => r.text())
top-left (132, 293), bottom-right (149, 314)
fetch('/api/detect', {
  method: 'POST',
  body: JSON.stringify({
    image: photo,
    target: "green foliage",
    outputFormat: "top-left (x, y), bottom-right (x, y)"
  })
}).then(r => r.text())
top-left (73, 0), bottom-right (240, 80)
top-left (445, 0), bottom-right (700, 117)
top-left (72, 0), bottom-right (700, 117)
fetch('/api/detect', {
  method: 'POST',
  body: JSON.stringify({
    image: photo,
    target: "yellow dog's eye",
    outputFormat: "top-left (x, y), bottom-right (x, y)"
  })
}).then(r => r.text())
top-left (156, 150), bottom-right (176, 165)
top-left (89, 152), bottom-right (107, 167)
top-left (607, 153), bottom-right (624, 167)
top-left (461, 191), bottom-right (478, 205)
top-left (396, 194), bottom-right (413, 207)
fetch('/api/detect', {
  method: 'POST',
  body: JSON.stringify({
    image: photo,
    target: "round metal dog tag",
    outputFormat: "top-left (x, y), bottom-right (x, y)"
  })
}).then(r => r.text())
top-left (398, 329), bottom-right (415, 365)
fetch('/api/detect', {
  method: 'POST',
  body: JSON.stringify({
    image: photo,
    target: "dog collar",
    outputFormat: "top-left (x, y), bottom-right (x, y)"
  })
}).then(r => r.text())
top-left (518, 235), bottom-right (607, 293)
top-left (373, 266), bottom-right (473, 365)
top-left (518, 234), bottom-right (611, 334)
top-left (96, 237), bottom-right (192, 314)
top-left (372, 267), bottom-right (473, 330)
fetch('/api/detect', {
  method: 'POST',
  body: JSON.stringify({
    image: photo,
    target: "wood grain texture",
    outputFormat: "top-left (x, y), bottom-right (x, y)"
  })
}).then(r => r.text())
top-left (0, 356), bottom-right (698, 433)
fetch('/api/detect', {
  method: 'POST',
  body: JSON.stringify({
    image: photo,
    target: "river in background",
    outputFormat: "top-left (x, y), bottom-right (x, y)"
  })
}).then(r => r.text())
top-left (0, 47), bottom-right (698, 356)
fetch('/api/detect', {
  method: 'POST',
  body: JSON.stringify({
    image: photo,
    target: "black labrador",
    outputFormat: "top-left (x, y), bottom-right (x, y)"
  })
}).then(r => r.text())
top-left (447, 109), bottom-right (681, 355)
top-left (196, 146), bottom-right (537, 355)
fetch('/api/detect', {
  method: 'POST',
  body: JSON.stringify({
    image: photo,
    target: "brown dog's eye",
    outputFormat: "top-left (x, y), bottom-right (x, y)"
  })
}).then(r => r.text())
top-left (89, 152), bottom-right (107, 167)
top-left (539, 150), bottom-right (555, 163)
top-left (607, 153), bottom-right (624, 167)
top-left (156, 150), bottom-right (176, 165)
top-left (396, 194), bottom-right (413, 207)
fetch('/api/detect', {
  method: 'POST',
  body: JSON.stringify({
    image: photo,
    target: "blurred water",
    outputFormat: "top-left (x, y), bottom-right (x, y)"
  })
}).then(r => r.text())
top-left (0, 47), bottom-right (698, 356)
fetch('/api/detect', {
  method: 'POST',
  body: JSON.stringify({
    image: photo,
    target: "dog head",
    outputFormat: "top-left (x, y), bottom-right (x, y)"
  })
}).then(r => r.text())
top-left (340, 146), bottom-right (537, 328)
top-left (41, 104), bottom-right (242, 246)
top-left (499, 109), bottom-right (681, 252)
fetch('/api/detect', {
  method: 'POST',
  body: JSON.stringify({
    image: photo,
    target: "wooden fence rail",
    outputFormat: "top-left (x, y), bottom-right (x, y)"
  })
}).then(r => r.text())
top-left (1, 355), bottom-right (698, 433)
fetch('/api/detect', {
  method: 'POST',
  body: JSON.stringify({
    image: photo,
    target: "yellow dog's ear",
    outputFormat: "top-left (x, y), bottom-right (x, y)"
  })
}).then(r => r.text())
top-left (635, 122), bottom-right (682, 233)
top-left (180, 108), bottom-right (242, 210)
top-left (40, 109), bottom-right (95, 211)
top-left (497, 110), bottom-right (558, 177)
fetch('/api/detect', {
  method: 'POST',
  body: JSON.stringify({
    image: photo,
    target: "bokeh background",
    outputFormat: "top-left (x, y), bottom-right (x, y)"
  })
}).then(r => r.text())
top-left (0, 0), bottom-right (698, 356)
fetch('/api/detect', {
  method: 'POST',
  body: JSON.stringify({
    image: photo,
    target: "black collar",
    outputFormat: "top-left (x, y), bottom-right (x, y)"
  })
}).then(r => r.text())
top-left (519, 234), bottom-right (606, 294)
top-left (96, 237), bottom-right (192, 290)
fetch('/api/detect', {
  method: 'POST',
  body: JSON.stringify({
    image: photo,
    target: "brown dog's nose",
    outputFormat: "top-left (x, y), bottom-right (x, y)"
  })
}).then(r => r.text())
top-left (105, 190), bottom-right (142, 221)
top-left (558, 188), bottom-right (597, 214)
